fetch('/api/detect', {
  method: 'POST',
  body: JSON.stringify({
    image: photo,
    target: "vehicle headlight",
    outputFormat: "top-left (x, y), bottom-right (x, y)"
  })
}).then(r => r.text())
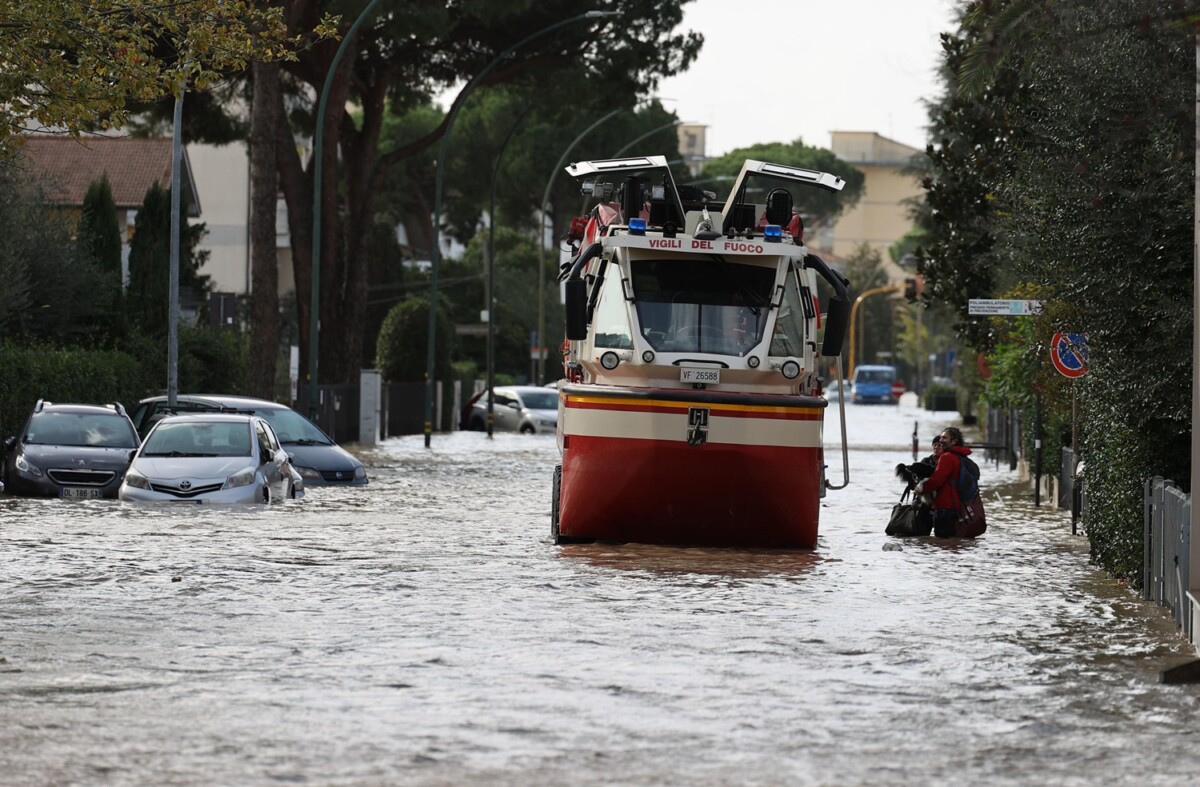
top-left (296, 466), bottom-right (322, 480)
top-left (223, 467), bottom-right (256, 489)
top-left (15, 454), bottom-right (43, 478)
top-left (124, 471), bottom-right (150, 490)
top-left (354, 465), bottom-right (367, 480)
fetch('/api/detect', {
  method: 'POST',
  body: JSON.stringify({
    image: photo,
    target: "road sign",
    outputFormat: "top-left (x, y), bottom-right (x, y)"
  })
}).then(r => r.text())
top-left (1050, 332), bottom-right (1088, 378)
top-left (968, 299), bottom-right (1043, 316)
top-left (890, 381), bottom-right (906, 398)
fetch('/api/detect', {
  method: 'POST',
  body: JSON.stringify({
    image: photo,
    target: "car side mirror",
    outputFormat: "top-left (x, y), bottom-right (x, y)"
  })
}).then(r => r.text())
top-left (4, 436), bottom-right (14, 452)
top-left (262, 447), bottom-right (274, 464)
top-left (565, 278), bottom-right (588, 340)
top-left (128, 449), bottom-right (138, 463)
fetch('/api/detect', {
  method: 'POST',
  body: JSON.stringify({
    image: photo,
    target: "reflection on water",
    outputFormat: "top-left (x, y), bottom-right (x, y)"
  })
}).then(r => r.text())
top-left (558, 542), bottom-right (825, 578)
top-left (1, 404), bottom-right (1199, 786)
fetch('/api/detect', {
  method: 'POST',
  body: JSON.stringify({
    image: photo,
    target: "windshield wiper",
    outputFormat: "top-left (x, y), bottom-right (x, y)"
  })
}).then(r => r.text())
top-left (285, 438), bottom-right (330, 446)
top-left (144, 450), bottom-right (215, 457)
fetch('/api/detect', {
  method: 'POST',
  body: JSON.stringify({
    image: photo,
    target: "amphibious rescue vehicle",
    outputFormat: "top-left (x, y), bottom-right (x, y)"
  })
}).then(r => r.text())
top-left (551, 156), bottom-right (852, 548)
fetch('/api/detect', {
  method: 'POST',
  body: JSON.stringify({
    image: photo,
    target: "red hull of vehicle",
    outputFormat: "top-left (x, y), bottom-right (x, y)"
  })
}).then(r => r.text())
top-left (556, 387), bottom-right (825, 548)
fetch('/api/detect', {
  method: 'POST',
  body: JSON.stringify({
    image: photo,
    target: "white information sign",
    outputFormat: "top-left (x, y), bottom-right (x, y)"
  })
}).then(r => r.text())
top-left (968, 299), bottom-right (1043, 316)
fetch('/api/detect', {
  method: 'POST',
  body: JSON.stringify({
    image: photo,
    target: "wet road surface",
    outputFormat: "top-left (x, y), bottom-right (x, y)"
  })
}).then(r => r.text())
top-left (1, 402), bottom-right (1198, 785)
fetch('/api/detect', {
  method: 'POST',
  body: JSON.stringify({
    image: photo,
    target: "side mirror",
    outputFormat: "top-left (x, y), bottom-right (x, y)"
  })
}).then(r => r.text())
top-left (821, 295), bottom-right (850, 358)
top-left (565, 278), bottom-right (588, 340)
top-left (128, 449), bottom-right (138, 463)
top-left (261, 447), bottom-right (274, 464)
top-left (4, 436), bottom-right (15, 452)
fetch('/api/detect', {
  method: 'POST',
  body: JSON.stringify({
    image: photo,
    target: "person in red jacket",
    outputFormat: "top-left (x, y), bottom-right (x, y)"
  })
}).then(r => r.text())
top-left (917, 426), bottom-right (974, 538)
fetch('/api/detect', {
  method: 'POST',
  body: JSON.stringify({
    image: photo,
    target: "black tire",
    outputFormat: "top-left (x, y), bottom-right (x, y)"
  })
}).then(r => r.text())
top-left (551, 464), bottom-right (562, 542)
top-left (520, 424), bottom-right (535, 435)
top-left (286, 481), bottom-right (296, 500)
top-left (262, 486), bottom-right (270, 504)
top-left (469, 416), bottom-right (485, 432)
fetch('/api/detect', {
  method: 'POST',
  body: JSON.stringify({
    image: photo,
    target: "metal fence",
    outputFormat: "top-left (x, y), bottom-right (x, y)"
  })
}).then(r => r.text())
top-left (1143, 476), bottom-right (1192, 639)
top-left (295, 385), bottom-right (360, 445)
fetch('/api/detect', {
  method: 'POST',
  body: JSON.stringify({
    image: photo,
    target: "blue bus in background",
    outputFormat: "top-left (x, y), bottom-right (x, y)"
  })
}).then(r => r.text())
top-left (852, 364), bottom-right (897, 404)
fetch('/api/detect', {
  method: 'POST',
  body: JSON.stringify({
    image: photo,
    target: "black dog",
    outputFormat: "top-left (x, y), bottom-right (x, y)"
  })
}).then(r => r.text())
top-left (896, 436), bottom-right (941, 496)
top-left (895, 460), bottom-right (935, 496)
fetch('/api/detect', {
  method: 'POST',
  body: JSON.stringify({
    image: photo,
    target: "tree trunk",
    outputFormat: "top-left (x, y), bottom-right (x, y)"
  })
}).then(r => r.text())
top-left (247, 60), bottom-right (282, 400)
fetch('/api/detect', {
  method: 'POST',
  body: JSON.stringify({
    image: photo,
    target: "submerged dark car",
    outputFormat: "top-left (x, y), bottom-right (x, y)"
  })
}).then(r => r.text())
top-left (130, 395), bottom-right (367, 487)
top-left (3, 400), bottom-right (140, 499)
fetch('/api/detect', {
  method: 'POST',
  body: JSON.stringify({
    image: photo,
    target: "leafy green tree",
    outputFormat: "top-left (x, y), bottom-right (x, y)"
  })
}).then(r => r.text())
top-left (912, 2), bottom-right (1027, 351)
top-left (76, 173), bottom-right (126, 340)
top-left (76, 175), bottom-right (122, 275)
top-left (269, 0), bottom-right (701, 387)
top-left (922, 0), bottom-right (1195, 580)
top-left (126, 183), bottom-right (210, 337)
top-left (0, 158), bottom-right (116, 341)
top-left (375, 297), bottom-right (454, 385)
top-left (842, 244), bottom-right (893, 371)
top-left (0, 0), bottom-right (337, 158)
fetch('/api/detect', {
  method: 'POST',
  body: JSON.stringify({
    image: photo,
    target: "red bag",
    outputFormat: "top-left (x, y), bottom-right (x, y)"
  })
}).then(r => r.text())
top-left (955, 493), bottom-right (987, 538)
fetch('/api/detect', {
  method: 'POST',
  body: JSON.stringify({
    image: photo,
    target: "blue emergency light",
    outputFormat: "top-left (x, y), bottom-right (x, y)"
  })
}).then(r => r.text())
top-left (628, 217), bottom-right (647, 235)
top-left (763, 224), bottom-right (783, 242)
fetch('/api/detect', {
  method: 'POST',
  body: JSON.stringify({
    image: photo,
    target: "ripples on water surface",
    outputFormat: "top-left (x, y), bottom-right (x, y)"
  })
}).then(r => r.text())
top-left (1, 403), bottom-right (1198, 786)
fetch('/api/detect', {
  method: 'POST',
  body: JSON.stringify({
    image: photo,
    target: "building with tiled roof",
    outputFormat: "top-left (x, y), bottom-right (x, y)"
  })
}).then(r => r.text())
top-left (19, 135), bottom-right (294, 308)
top-left (21, 135), bottom-right (199, 218)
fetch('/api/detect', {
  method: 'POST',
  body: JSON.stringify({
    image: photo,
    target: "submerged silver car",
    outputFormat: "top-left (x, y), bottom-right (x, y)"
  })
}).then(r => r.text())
top-left (119, 414), bottom-right (301, 504)
top-left (463, 385), bottom-right (559, 434)
top-left (130, 394), bottom-right (367, 487)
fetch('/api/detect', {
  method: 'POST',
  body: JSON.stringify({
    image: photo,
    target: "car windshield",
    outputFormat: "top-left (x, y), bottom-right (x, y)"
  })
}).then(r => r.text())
top-left (257, 408), bottom-right (332, 445)
top-left (26, 412), bottom-right (138, 448)
top-left (632, 258), bottom-right (775, 354)
top-left (520, 392), bottom-right (559, 410)
top-left (142, 421), bottom-right (252, 457)
top-left (857, 369), bottom-right (894, 384)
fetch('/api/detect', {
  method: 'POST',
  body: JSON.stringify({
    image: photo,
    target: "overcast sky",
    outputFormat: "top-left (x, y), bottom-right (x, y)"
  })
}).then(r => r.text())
top-left (656, 0), bottom-right (960, 156)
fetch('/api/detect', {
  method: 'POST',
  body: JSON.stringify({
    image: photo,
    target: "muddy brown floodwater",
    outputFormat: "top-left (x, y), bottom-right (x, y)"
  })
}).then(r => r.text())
top-left (1, 402), bottom-right (1198, 786)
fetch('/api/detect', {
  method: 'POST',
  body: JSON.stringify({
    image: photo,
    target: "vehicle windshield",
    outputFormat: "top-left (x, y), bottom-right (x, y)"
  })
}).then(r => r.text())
top-left (257, 408), bottom-right (332, 445)
top-left (856, 369), bottom-right (894, 384)
top-left (142, 421), bottom-right (252, 457)
top-left (631, 258), bottom-right (775, 354)
top-left (26, 412), bottom-right (138, 448)
top-left (520, 392), bottom-right (559, 410)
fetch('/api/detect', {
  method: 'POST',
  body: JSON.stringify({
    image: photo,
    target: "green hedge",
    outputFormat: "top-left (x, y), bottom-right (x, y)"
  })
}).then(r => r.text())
top-left (0, 343), bottom-right (155, 438)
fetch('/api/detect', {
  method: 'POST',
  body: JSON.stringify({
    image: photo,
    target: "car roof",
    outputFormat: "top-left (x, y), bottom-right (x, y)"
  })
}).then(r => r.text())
top-left (496, 386), bottom-right (554, 394)
top-left (37, 403), bottom-right (128, 416)
top-left (141, 394), bottom-right (284, 409)
top-left (155, 413), bottom-right (261, 425)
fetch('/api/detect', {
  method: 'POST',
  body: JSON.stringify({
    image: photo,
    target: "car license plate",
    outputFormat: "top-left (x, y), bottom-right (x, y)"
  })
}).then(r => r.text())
top-left (61, 487), bottom-right (102, 500)
top-left (679, 366), bottom-right (720, 385)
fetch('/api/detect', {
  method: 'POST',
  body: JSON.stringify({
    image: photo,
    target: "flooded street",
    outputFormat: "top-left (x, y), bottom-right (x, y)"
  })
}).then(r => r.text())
top-left (2, 402), bottom-right (1199, 786)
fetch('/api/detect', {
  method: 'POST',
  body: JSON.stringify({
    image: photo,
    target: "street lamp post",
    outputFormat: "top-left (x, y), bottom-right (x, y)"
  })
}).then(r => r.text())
top-left (534, 106), bottom-right (633, 385)
top-left (424, 10), bottom-right (618, 447)
top-left (168, 79), bottom-right (185, 408)
top-left (485, 110), bottom-right (531, 438)
top-left (847, 284), bottom-right (901, 379)
top-left (308, 0), bottom-right (381, 421)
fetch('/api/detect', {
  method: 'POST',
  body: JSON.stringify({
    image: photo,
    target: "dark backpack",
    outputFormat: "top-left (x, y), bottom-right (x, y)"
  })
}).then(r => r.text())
top-left (955, 454), bottom-right (980, 504)
top-left (953, 454), bottom-right (986, 538)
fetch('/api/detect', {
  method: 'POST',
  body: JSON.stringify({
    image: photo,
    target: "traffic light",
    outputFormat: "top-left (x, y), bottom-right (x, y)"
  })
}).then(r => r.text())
top-left (904, 277), bottom-right (917, 302)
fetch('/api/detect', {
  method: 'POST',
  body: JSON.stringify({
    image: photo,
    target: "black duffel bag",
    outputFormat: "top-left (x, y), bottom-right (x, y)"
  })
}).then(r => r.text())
top-left (886, 489), bottom-right (933, 537)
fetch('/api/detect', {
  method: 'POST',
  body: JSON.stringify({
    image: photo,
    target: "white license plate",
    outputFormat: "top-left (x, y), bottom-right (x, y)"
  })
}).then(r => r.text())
top-left (61, 487), bottom-right (102, 500)
top-left (680, 366), bottom-right (720, 385)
